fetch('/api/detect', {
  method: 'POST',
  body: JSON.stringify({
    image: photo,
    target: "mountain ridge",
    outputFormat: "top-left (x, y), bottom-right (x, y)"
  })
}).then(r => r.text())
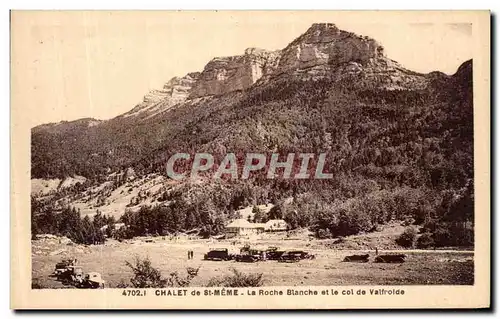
top-left (33, 23), bottom-right (458, 132)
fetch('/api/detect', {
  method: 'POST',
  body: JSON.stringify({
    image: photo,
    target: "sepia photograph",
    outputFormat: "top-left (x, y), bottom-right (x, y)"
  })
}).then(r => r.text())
top-left (10, 10), bottom-right (490, 309)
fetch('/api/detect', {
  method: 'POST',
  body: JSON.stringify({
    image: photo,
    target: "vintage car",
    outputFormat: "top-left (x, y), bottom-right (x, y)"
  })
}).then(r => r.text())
top-left (343, 254), bottom-right (370, 262)
top-left (235, 253), bottom-right (261, 263)
top-left (80, 272), bottom-right (106, 289)
top-left (55, 265), bottom-right (84, 285)
top-left (374, 254), bottom-right (407, 263)
top-left (53, 258), bottom-right (77, 276)
top-left (234, 247), bottom-right (266, 263)
top-left (52, 259), bottom-right (106, 288)
top-left (278, 250), bottom-right (315, 262)
top-left (289, 250), bottom-right (315, 260)
top-left (278, 251), bottom-right (301, 262)
top-left (204, 248), bottom-right (233, 261)
top-left (265, 248), bottom-right (286, 260)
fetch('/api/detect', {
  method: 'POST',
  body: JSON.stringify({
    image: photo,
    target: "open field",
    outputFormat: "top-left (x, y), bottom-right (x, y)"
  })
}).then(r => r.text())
top-left (32, 236), bottom-right (474, 288)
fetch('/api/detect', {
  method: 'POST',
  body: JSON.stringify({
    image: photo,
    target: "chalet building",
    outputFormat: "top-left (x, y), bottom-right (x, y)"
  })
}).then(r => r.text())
top-left (225, 219), bottom-right (265, 238)
top-left (225, 218), bottom-right (289, 238)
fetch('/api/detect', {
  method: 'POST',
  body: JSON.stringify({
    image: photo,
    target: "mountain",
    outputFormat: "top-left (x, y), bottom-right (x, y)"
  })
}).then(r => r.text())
top-left (31, 23), bottom-right (474, 247)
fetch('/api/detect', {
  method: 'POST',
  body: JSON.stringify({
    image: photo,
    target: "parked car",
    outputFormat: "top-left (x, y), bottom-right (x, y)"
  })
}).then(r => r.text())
top-left (279, 250), bottom-right (315, 262)
top-left (55, 265), bottom-right (84, 285)
top-left (204, 248), bottom-right (233, 261)
top-left (374, 254), bottom-right (406, 263)
top-left (278, 252), bottom-right (301, 262)
top-left (52, 259), bottom-right (105, 289)
top-left (343, 254), bottom-right (370, 262)
top-left (53, 258), bottom-right (77, 276)
top-left (234, 246), bottom-right (266, 262)
top-left (235, 253), bottom-right (261, 263)
top-left (289, 250), bottom-right (316, 260)
top-left (266, 249), bottom-right (286, 260)
top-left (79, 272), bottom-right (105, 289)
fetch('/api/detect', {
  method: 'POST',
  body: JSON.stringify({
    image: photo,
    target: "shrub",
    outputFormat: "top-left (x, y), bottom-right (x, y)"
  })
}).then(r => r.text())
top-left (432, 226), bottom-right (452, 247)
top-left (125, 256), bottom-right (167, 288)
top-left (268, 203), bottom-right (285, 220)
top-left (395, 226), bottom-right (417, 248)
top-left (416, 232), bottom-right (434, 249)
top-left (422, 220), bottom-right (473, 247)
top-left (251, 206), bottom-right (261, 222)
top-left (125, 256), bottom-right (199, 288)
top-left (114, 227), bottom-right (134, 241)
top-left (116, 279), bottom-right (130, 288)
top-left (207, 268), bottom-right (264, 287)
top-left (169, 267), bottom-right (200, 287)
top-left (316, 228), bottom-right (332, 239)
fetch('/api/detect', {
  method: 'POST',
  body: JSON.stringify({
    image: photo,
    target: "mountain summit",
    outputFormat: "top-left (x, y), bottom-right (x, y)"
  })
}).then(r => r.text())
top-left (277, 23), bottom-right (384, 72)
top-left (100, 23), bottom-right (430, 120)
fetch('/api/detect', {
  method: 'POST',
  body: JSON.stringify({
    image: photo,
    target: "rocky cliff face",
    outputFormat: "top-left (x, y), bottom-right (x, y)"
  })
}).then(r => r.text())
top-left (143, 72), bottom-right (200, 104)
top-left (189, 48), bottom-right (281, 98)
top-left (124, 72), bottom-right (200, 117)
top-left (124, 23), bottom-right (432, 118)
top-left (269, 23), bottom-right (429, 90)
top-left (277, 23), bottom-right (384, 73)
top-left (188, 23), bottom-right (387, 97)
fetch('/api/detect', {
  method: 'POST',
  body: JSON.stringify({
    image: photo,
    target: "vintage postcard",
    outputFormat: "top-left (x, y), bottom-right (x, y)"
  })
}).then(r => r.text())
top-left (11, 10), bottom-right (490, 309)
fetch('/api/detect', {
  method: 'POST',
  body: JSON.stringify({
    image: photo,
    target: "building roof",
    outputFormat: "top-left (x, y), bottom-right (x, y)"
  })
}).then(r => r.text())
top-left (226, 219), bottom-right (266, 229)
top-left (226, 219), bottom-right (252, 228)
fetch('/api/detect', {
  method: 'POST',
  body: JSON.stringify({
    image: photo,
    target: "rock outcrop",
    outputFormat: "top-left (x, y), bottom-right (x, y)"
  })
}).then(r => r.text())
top-left (276, 23), bottom-right (384, 74)
top-left (124, 72), bottom-right (200, 117)
top-left (189, 48), bottom-right (281, 98)
top-left (144, 72), bottom-right (200, 104)
top-left (270, 23), bottom-right (429, 90)
top-left (329, 58), bottom-right (430, 90)
top-left (126, 22), bottom-right (432, 118)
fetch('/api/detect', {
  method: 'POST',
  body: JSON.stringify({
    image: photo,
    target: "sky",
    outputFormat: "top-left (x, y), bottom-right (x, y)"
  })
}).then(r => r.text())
top-left (11, 11), bottom-right (473, 127)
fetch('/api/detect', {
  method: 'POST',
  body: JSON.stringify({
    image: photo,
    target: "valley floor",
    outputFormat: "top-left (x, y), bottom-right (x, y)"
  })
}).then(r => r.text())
top-left (32, 235), bottom-right (474, 288)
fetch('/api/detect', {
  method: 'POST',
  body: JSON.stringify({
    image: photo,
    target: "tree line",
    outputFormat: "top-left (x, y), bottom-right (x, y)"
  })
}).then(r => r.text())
top-left (31, 201), bottom-right (115, 245)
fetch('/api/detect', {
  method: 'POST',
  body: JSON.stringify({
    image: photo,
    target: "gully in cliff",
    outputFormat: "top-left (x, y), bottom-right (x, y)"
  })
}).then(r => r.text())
top-left (165, 152), bottom-right (334, 180)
